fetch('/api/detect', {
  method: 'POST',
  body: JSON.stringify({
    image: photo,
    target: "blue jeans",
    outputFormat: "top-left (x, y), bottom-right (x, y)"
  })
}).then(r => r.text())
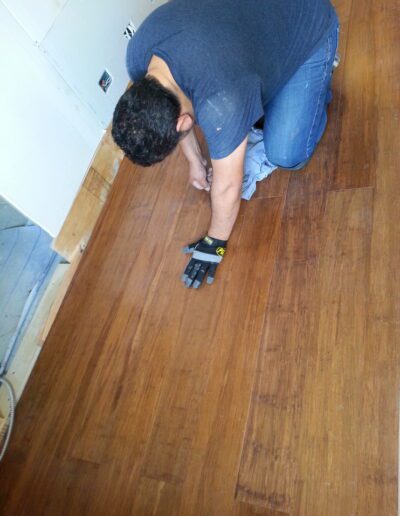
top-left (263, 20), bottom-right (339, 169)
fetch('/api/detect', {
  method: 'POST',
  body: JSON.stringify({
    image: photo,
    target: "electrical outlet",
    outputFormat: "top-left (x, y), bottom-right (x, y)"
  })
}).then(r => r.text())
top-left (99, 70), bottom-right (113, 93)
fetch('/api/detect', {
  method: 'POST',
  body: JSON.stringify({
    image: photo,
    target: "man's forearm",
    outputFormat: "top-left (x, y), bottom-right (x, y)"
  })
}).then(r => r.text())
top-left (208, 138), bottom-right (247, 241)
top-left (208, 184), bottom-right (242, 241)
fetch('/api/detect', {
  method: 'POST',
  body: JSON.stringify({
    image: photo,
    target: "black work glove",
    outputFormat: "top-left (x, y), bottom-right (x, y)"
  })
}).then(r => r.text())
top-left (181, 235), bottom-right (227, 288)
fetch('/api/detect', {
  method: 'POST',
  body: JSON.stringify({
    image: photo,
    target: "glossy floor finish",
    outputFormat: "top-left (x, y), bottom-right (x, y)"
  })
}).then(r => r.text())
top-left (0, 0), bottom-right (399, 514)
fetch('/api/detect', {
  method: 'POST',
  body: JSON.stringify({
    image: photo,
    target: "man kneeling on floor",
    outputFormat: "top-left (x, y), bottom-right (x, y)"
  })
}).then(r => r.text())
top-left (112, 0), bottom-right (339, 289)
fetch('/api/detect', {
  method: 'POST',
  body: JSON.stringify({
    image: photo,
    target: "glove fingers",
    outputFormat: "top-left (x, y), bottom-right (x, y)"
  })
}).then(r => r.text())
top-left (206, 263), bottom-right (218, 284)
top-left (189, 261), bottom-right (202, 279)
top-left (182, 260), bottom-right (202, 288)
top-left (185, 261), bottom-right (202, 287)
top-left (181, 259), bottom-right (195, 284)
top-left (193, 263), bottom-right (209, 289)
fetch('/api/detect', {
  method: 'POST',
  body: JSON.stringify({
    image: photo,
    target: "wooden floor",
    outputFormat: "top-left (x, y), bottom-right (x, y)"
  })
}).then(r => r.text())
top-left (1, 1), bottom-right (399, 514)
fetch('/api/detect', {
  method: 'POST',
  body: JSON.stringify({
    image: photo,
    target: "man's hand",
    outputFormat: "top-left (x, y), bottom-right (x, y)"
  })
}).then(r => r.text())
top-left (189, 159), bottom-right (212, 191)
top-left (181, 236), bottom-right (227, 288)
top-left (179, 128), bottom-right (213, 191)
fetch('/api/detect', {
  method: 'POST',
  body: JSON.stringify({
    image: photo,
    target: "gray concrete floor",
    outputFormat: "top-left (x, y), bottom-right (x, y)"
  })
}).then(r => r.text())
top-left (0, 196), bottom-right (58, 373)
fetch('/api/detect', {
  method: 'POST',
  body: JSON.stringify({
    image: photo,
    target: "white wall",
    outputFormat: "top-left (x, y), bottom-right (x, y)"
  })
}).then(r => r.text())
top-left (41, 0), bottom-right (167, 128)
top-left (0, 3), bottom-right (103, 236)
top-left (0, 0), bottom-right (166, 237)
top-left (2, 0), bottom-right (69, 43)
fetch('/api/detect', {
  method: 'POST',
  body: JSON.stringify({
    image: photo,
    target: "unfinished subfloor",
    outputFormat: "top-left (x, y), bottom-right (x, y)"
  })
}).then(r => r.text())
top-left (0, 0), bottom-right (399, 514)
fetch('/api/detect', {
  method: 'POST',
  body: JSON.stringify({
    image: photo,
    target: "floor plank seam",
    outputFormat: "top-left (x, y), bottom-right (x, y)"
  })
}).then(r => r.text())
top-left (250, 193), bottom-right (286, 201)
top-left (328, 185), bottom-right (375, 193)
top-left (328, 0), bottom-right (354, 191)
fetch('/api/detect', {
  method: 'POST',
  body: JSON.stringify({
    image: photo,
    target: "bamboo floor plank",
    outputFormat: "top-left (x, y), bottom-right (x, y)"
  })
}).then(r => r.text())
top-left (294, 187), bottom-right (374, 515)
top-left (331, 0), bottom-right (378, 190)
top-left (236, 183), bottom-right (327, 512)
top-left (356, 3), bottom-right (400, 511)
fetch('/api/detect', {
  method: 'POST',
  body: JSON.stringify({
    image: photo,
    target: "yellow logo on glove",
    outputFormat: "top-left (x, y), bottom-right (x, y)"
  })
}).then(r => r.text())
top-left (216, 247), bottom-right (225, 257)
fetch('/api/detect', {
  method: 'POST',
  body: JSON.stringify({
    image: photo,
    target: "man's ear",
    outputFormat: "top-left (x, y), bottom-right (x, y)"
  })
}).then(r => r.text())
top-left (176, 113), bottom-right (194, 134)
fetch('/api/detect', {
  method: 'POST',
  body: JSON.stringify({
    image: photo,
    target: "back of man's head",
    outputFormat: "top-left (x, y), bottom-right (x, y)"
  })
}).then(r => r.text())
top-left (112, 77), bottom-right (181, 167)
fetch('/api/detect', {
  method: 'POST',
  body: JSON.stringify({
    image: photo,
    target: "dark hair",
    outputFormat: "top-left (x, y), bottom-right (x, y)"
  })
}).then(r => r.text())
top-left (111, 77), bottom-right (181, 167)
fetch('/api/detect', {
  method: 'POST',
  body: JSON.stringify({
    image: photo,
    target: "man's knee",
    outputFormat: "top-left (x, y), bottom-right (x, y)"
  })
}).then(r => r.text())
top-left (266, 148), bottom-right (310, 170)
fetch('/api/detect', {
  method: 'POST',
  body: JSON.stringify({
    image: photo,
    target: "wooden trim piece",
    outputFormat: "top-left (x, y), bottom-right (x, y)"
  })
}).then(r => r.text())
top-left (52, 178), bottom-right (105, 261)
top-left (90, 130), bottom-right (124, 184)
top-left (0, 249), bottom-right (82, 410)
top-left (52, 128), bottom-right (124, 262)
top-left (40, 248), bottom-right (83, 344)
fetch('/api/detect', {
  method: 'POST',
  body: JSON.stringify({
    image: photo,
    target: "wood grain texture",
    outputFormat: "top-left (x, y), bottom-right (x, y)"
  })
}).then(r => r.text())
top-left (236, 168), bottom-right (327, 513)
top-left (51, 178), bottom-right (106, 261)
top-left (90, 130), bottom-right (124, 185)
top-left (1, 0), bottom-right (399, 514)
top-left (330, 0), bottom-right (378, 190)
top-left (52, 128), bottom-right (123, 262)
top-left (293, 187), bottom-right (374, 515)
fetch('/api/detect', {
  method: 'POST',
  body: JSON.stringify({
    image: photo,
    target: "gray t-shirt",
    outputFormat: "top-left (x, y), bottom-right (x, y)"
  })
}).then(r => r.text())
top-left (126, 0), bottom-right (337, 159)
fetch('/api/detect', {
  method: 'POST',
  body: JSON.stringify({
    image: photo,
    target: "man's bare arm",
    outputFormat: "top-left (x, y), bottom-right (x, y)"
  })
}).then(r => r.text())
top-left (180, 137), bottom-right (247, 288)
top-left (208, 137), bottom-right (247, 240)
